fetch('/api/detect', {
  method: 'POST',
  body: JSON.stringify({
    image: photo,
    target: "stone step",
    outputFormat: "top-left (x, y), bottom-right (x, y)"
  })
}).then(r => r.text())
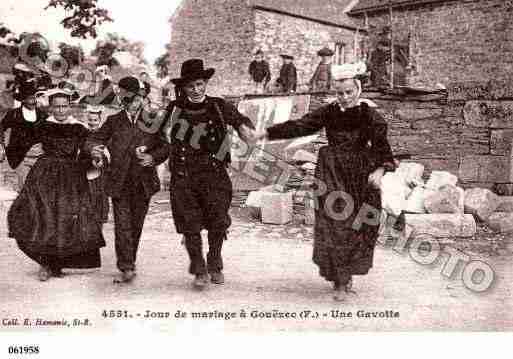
top-left (261, 192), bottom-right (293, 225)
top-left (403, 214), bottom-right (476, 238)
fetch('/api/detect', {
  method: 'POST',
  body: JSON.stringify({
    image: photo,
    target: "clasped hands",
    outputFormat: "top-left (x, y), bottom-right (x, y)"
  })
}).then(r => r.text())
top-left (238, 125), bottom-right (385, 189)
top-left (91, 145), bottom-right (154, 168)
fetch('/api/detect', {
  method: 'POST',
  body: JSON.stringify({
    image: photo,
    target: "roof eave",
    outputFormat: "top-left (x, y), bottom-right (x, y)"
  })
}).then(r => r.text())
top-left (348, 0), bottom-right (455, 15)
top-left (252, 5), bottom-right (367, 33)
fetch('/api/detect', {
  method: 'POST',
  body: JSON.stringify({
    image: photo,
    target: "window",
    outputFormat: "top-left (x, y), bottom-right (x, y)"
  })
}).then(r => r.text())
top-left (334, 42), bottom-right (346, 65)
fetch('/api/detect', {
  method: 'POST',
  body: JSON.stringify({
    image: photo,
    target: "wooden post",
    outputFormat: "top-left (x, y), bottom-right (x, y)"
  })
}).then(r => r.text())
top-left (353, 27), bottom-right (359, 61)
top-left (389, 3), bottom-right (394, 89)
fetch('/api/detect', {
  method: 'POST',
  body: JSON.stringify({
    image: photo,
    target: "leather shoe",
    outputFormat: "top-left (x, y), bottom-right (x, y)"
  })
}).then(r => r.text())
top-left (210, 271), bottom-right (224, 284)
top-left (113, 270), bottom-right (136, 284)
top-left (38, 266), bottom-right (51, 282)
top-left (51, 268), bottom-right (64, 278)
top-left (193, 274), bottom-right (209, 289)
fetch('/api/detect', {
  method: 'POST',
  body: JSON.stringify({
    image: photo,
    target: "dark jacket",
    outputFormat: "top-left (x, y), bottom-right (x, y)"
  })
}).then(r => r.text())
top-left (86, 110), bottom-right (169, 199)
top-left (163, 96), bottom-right (254, 172)
top-left (248, 60), bottom-right (271, 84)
top-left (278, 63), bottom-right (297, 92)
top-left (0, 107), bottom-right (48, 169)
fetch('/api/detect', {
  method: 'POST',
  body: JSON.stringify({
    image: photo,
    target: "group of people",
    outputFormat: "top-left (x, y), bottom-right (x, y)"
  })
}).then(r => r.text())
top-left (1, 56), bottom-right (395, 301)
top-left (248, 50), bottom-right (297, 94)
top-left (247, 47), bottom-right (338, 94)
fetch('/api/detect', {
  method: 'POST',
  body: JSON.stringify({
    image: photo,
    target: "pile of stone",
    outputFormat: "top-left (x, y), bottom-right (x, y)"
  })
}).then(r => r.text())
top-left (381, 162), bottom-right (513, 237)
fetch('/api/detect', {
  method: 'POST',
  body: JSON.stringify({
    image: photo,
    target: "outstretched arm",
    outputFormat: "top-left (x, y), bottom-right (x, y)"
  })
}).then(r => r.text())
top-left (252, 105), bottom-right (327, 142)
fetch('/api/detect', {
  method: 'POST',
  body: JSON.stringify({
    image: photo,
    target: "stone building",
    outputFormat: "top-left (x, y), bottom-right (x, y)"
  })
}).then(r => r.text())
top-left (167, 0), bottom-right (365, 96)
top-left (349, 0), bottom-right (513, 88)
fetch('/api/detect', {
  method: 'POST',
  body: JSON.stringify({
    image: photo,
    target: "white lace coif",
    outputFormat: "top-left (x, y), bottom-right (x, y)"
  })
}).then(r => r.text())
top-left (330, 62), bottom-right (367, 81)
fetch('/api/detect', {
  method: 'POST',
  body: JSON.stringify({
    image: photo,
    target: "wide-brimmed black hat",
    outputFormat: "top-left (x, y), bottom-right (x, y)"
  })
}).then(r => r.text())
top-left (118, 76), bottom-right (145, 97)
top-left (171, 59), bottom-right (215, 86)
top-left (317, 47), bottom-right (334, 57)
top-left (17, 79), bottom-right (38, 100)
top-left (280, 54), bottom-right (294, 60)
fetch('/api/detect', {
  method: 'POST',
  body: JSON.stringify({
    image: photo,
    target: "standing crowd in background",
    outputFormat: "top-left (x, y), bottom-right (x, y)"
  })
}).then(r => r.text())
top-left (247, 46), bottom-right (340, 95)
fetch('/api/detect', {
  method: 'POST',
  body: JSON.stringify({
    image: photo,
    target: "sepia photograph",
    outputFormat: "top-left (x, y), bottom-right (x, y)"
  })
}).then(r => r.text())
top-left (0, 0), bottom-right (512, 356)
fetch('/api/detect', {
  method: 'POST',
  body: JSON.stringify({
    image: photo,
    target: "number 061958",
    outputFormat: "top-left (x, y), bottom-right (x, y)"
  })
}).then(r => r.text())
top-left (8, 346), bottom-right (40, 355)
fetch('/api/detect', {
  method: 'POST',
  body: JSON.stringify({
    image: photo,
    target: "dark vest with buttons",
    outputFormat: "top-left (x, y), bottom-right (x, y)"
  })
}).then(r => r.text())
top-left (166, 97), bottom-right (230, 173)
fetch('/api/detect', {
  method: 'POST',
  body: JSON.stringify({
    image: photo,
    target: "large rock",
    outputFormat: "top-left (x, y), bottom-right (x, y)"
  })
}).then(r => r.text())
top-left (463, 101), bottom-right (513, 128)
top-left (494, 183), bottom-right (513, 196)
top-left (404, 214), bottom-right (476, 238)
top-left (380, 172), bottom-right (409, 217)
top-left (424, 185), bottom-right (464, 214)
top-left (496, 197), bottom-right (513, 212)
top-left (395, 162), bottom-right (425, 186)
top-left (490, 129), bottom-right (513, 155)
top-left (425, 171), bottom-right (458, 190)
top-left (487, 212), bottom-right (513, 233)
top-left (245, 184), bottom-right (285, 208)
top-left (261, 191), bottom-right (293, 225)
top-left (459, 155), bottom-right (512, 183)
top-left (464, 188), bottom-right (500, 221)
top-left (404, 187), bottom-right (434, 213)
top-left (395, 108), bottom-right (443, 121)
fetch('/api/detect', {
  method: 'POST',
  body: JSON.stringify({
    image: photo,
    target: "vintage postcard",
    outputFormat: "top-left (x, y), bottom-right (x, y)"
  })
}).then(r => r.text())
top-left (0, 0), bottom-right (512, 356)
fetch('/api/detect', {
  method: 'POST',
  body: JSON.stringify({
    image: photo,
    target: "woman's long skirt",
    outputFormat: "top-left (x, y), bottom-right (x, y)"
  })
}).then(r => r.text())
top-left (312, 146), bottom-right (382, 284)
top-left (7, 156), bottom-right (106, 269)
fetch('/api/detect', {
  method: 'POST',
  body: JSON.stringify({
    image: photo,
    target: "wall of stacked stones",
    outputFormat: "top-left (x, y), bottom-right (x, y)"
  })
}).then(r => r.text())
top-left (167, 0), bottom-right (255, 96)
top-left (352, 0), bottom-right (513, 87)
top-left (253, 10), bottom-right (362, 92)
top-left (228, 87), bottom-right (513, 192)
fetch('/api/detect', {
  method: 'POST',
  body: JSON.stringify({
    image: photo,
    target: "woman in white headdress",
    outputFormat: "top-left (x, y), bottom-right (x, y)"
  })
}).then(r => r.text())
top-left (253, 63), bottom-right (396, 301)
top-left (7, 88), bottom-right (105, 281)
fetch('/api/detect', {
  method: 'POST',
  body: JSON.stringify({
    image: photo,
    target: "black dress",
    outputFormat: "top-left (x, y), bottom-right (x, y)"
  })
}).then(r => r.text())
top-left (267, 102), bottom-right (395, 285)
top-left (7, 121), bottom-right (106, 270)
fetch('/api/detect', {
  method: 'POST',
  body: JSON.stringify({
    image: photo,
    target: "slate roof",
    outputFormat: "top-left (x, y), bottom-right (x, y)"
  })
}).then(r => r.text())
top-left (249, 0), bottom-right (361, 30)
top-left (349, 0), bottom-right (454, 14)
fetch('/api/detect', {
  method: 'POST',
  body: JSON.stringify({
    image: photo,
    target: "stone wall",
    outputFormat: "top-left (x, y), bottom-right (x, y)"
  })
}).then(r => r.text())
top-left (254, 10), bottom-right (362, 91)
top-left (351, 0), bottom-right (513, 87)
top-left (167, 1), bottom-right (362, 96)
top-left (167, 0), bottom-right (255, 97)
top-left (228, 83), bottom-right (513, 191)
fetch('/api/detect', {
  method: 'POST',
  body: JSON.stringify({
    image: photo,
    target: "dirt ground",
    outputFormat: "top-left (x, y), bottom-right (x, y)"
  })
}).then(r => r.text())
top-left (1, 191), bottom-right (512, 333)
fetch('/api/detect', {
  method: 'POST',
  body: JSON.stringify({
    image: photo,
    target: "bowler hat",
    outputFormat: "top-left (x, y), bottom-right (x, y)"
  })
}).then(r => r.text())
top-left (118, 76), bottom-right (144, 97)
top-left (171, 59), bottom-right (215, 86)
top-left (280, 54), bottom-right (294, 60)
top-left (317, 47), bottom-right (334, 57)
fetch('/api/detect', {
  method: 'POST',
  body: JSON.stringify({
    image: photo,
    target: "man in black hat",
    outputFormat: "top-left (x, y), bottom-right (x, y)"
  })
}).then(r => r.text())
top-left (0, 79), bottom-right (47, 191)
top-left (309, 47), bottom-right (334, 91)
top-left (162, 59), bottom-right (254, 289)
top-left (369, 26), bottom-right (392, 88)
top-left (277, 54), bottom-right (297, 93)
top-left (248, 49), bottom-right (271, 94)
top-left (87, 76), bottom-right (169, 284)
